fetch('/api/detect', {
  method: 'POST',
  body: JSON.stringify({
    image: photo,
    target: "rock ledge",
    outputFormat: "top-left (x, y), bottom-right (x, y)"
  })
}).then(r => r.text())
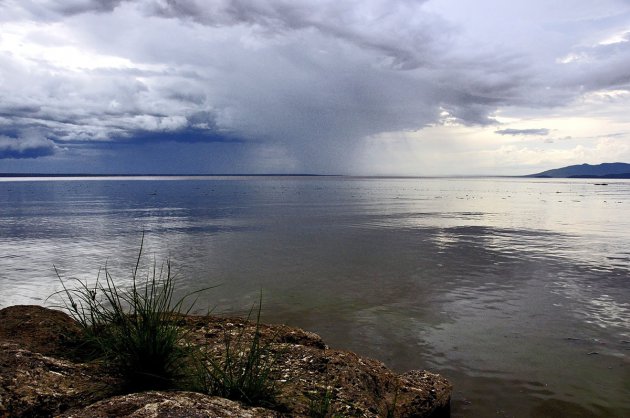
top-left (0, 305), bottom-right (451, 417)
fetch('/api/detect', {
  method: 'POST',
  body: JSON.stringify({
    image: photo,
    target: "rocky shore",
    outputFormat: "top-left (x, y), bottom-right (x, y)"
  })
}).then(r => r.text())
top-left (0, 305), bottom-right (451, 417)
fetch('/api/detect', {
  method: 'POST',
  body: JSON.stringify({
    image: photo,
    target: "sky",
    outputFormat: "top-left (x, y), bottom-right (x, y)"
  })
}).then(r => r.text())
top-left (1, 0), bottom-right (630, 175)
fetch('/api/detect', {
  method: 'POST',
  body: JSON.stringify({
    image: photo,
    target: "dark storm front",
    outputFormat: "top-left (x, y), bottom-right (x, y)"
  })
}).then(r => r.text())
top-left (1, 176), bottom-right (629, 417)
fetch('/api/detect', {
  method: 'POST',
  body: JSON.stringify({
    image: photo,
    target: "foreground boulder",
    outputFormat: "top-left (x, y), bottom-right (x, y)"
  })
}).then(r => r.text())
top-left (0, 306), bottom-right (123, 417)
top-left (60, 391), bottom-right (277, 418)
top-left (0, 305), bottom-right (451, 417)
top-left (0, 343), bottom-right (122, 417)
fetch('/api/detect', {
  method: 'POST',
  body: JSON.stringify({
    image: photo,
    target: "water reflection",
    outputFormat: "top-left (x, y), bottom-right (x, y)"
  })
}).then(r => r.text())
top-left (0, 177), bottom-right (629, 416)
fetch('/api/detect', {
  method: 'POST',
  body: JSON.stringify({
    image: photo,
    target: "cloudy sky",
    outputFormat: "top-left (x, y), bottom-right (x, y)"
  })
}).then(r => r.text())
top-left (1, 0), bottom-right (630, 175)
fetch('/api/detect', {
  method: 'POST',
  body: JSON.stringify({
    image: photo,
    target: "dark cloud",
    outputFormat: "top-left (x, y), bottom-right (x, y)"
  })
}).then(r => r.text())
top-left (53, 0), bottom-right (125, 15)
top-left (495, 128), bottom-right (551, 136)
top-left (553, 30), bottom-right (630, 93)
top-left (0, 133), bottom-right (57, 159)
top-left (9, 0), bottom-right (126, 19)
top-left (147, 0), bottom-right (438, 71)
top-left (107, 128), bottom-right (243, 145)
top-left (0, 105), bottom-right (43, 117)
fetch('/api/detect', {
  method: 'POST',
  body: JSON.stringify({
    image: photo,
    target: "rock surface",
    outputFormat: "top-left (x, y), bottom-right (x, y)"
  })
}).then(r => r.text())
top-left (59, 391), bottom-right (277, 418)
top-left (0, 343), bottom-right (122, 417)
top-left (0, 305), bottom-right (451, 417)
top-left (0, 306), bottom-right (124, 417)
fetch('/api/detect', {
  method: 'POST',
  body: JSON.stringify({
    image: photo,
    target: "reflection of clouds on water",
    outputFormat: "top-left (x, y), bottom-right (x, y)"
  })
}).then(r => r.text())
top-left (432, 229), bottom-right (458, 253)
top-left (589, 295), bottom-right (630, 337)
top-left (553, 276), bottom-right (630, 338)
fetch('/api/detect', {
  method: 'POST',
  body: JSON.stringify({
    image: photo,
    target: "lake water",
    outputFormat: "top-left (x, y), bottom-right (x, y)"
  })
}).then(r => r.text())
top-left (1, 176), bottom-right (629, 417)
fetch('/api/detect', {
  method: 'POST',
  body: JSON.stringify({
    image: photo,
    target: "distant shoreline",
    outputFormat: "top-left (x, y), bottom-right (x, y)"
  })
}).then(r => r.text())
top-left (527, 174), bottom-right (630, 179)
top-left (526, 162), bottom-right (630, 179)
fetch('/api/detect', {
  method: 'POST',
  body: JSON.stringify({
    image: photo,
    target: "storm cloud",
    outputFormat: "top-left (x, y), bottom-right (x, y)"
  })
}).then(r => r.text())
top-left (0, 133), bottom-right (57, 159)
top-left (1, 0), bottom-right (630, 174)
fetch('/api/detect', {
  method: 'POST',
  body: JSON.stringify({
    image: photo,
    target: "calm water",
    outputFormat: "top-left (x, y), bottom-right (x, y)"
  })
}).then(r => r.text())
top-left (1, 176), bottom-right (629, 417)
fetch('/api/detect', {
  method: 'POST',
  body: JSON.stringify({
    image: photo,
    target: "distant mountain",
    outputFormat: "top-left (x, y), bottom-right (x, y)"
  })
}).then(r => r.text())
top-left (528, 162), bottom-right (630, 178)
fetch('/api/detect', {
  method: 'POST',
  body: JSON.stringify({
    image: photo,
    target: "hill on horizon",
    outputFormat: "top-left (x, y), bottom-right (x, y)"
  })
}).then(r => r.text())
top-left (528, 162), bottom-right (630, 178)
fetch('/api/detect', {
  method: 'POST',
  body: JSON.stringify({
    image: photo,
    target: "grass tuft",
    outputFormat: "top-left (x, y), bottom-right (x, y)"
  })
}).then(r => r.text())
top-left (199, 295), bottom-right (282, 407)
top-left (50, 237), bottom-right (281, 406)
top-left (385, 384), bottom-right (400, 418)
top-left (51, 235), bottom-right (209, 390)
top-left (308, 385), bottom-right (334, 418)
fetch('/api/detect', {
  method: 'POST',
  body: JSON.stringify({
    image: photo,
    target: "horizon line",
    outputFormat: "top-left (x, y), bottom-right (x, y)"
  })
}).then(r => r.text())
top-left (0, 172), bottom-right (527, 179)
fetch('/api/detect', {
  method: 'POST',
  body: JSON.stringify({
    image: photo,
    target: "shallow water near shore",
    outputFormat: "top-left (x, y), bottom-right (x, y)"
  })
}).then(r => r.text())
top-left (1, 176), bottom-right (629, 417)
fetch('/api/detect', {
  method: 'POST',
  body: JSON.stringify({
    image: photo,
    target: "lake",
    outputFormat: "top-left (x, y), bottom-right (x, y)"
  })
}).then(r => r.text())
top-left (1, 176), bottom-right (629, 417)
